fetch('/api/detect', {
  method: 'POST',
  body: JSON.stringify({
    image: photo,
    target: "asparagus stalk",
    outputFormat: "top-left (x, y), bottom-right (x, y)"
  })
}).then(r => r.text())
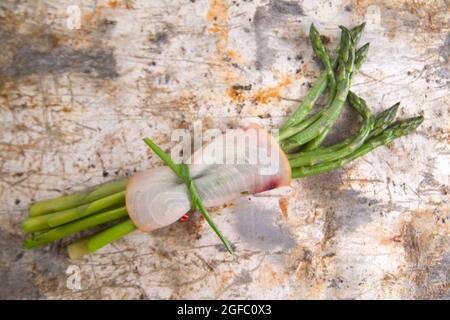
top-left (288, 91), bottom-right (397, 157)
top-left (369, 102), bottom-right (400, 138)
top-left (289, 91), bottom-right (373, 166)
top-left (66, 219), bottom-right (136, 259)
top-left (87, 219), bottom-right (136, 253)
top-left (280, 23), bottom-right (366, 131)
top-left (67, 239), bottom-right (89, 260)
top-left (23, 207), bottom-right (128, 249)
top-left (22, 190), bottom-right (126, 233)
top-left (29, 179), bottom-right (128, 217)
top-left (282, 27), bottom-right (355, 151)
top-left (300, 24), bottom-right (338, 151)
top-left (279, 68), bottom-right (327, 131)
top-left (275, 111), bottom-right (322, 141)
top-left (310, 24), bottom-right (336, 100)
top-left (291, 116), bottom-right (424, 178)
top-left (286, 93), bottom-right (362, 159)
top-left (303, 42), bottom-right (370, 150)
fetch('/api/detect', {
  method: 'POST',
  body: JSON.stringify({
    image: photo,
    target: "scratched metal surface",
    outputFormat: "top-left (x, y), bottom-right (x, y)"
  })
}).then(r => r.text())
top-left (0, 0), bottom-right (448, 299)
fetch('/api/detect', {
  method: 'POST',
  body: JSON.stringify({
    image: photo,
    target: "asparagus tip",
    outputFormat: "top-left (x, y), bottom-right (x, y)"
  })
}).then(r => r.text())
top-left (338, 25), bottom-right (352, 34)
top-left (360, 42), bottom-right (370, 50)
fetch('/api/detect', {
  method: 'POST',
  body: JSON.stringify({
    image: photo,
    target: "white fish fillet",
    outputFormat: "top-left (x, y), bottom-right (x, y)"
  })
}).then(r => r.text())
top-left (126, 126), bottom-right (291, 232)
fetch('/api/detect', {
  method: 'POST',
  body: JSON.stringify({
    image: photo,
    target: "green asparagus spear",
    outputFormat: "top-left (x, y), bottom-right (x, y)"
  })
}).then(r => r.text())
top-left (66, 219), bottom-right (137, 259)
top-left (286, 90), bottom-right (370, 159)
top-left (291, 116), bottom-right (424, 178)
top-left (67, 239), bottom-right (89, 260)
top-left (369, 102), bottom-right (400, 138)
top-left (310, 24), bottom-right (336, 98)
top-left (282, 27), bottom-right (355, 152)
top-left (280, 23), bottom-right (366, 131)
top-left (289, 91), bottom-right (373, 166)
top-left (22, 191), bottom-right (126, 233)
top-left (29, 179), bottom-right (128, 217)
top-left (23, 207), bottom-right (129, 249)
top-left (275, 110), bottom-right (323, 141)
top-left (87, 219), bottom-right (136, 253)
top-left (300, 25), bottom-right (338, 150)
top-left (315, 99), bottom-right (399, 156)
top-left (302, 42), bottom-right (371, 150)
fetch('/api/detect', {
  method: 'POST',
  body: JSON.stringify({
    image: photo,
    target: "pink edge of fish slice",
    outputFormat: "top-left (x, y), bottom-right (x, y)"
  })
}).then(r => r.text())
top-left (126, 126), bottom-right (291, 232)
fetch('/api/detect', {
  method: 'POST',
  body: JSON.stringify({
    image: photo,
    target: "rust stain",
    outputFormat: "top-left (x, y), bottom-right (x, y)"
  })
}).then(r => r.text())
top-left (258, 264), bottom-right (286, 289)
top-left (278, 197), bottom-right (289, 220)
top-left (108, 0), bottom-right (119, 9)
top-left (84, 1), bottom-right (133, 24)
top-left (60, 106), bottom-right (73, 113)
top-left (380, 228), bottom-right (417, 247)
top-left (286, 246), bottom-right (330, 298)
top-left (83, 7), bottom-right (108, 24)
top-left (380, 272), bottom-right (400, 294)
top-left (286, 247), bottom-right (313, 281)
top-left (252, 77), bottom-right (292, 104)
top-left (207, 0), bottom-right (230, 59)
top-left (226, 87), bottom-right (246, 103)
top-left (106, 0), bottom-right (134, 10)
top-left (227, 75), bottom-right (294, 104)
top-left (207, 0), bottom-right (243, 86)
top-left (225, 49), bottom-right (245, 65)
top-left (387, 208), bottom-right (450, 298)
top-left (353, 0), bottom-right (424, 15)
top-left (145, 91), bottom-right (198, 118)
top-left (0, 142), bottom-right (39, 153)
top-left (207, 1), bottom-right (296, 103)
top-left (213, 270), bottom-right (233, 297)
top-left (225, 50), bottom-right (238, 60)
top-left (380, 208), bottom-right (449, 299)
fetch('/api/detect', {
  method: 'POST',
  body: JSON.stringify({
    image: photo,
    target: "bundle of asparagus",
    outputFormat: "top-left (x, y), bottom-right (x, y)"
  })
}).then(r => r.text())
top-left (22, 23), bottom-right (423, 259)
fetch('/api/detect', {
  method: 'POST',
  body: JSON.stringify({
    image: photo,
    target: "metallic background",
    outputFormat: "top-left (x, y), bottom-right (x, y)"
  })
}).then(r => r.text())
top-left (0, 0), bottom-right (448, 299)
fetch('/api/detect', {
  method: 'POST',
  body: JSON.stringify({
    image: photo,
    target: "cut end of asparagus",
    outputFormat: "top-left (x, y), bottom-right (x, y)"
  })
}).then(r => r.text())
top-left (87, 219), bottom-right (136, 253)
top-left (67, 239), bottom-right (90, 260)
top-left (23, 238), bottom-right (36, 250)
